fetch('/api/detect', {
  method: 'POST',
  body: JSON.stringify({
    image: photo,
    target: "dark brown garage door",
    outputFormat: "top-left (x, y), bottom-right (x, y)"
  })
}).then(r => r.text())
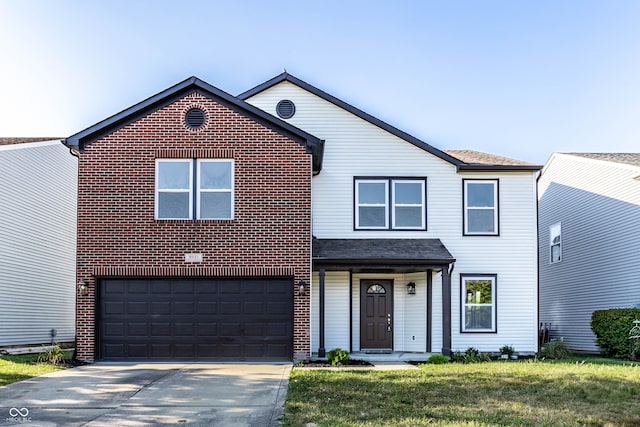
top-left (99, 278), bottom-right (293, 361)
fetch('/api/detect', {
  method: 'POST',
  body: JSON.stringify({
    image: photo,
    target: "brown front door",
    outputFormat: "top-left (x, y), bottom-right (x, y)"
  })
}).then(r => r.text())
top-left (360, 279), bottom-right (393, 351)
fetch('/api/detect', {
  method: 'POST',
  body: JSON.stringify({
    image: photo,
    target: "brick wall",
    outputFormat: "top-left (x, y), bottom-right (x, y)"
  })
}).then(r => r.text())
top-left (76, 91), bottom-right (311, 361)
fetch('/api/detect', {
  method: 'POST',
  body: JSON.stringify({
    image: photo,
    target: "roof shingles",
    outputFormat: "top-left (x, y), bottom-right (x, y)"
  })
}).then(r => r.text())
top-left (0, 137), bottom-right (62, 146)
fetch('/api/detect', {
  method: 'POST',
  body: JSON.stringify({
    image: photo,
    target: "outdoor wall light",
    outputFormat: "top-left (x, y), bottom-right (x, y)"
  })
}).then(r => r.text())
top-left (77, 280), bottom-right (89, 296)
top-left (406, 282), bottom-right (416, 295)
top-left (298, 279), bottom-right (307, 295)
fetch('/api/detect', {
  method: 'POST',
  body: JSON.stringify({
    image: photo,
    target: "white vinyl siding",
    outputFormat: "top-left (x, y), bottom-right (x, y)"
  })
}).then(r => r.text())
top-left (247, 80), bottom-right (539, 354)
top-left (539, 153), bottom-right (640, 352)
top-left (0, 141), bottom-right (77, 346)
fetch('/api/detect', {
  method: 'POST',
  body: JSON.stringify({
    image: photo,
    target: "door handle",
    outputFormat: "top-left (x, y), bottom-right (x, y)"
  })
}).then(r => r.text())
top-left (387, 313), bottom-right (392, 332)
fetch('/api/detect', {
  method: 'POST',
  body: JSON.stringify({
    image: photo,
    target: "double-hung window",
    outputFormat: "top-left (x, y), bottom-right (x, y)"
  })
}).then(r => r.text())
top-left (355, 178), bottom-right (426, 230)
top-left (461, 275), bottom-right (497, 332)
top-left (463, 179), bottom-right (498, 235)
top-left (155, 159), bottom-right (233, 220)
top-left (550, 222), bottom-right (561, 263)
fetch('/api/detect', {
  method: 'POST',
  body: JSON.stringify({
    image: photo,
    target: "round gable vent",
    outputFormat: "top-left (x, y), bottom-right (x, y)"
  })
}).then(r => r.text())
top-left (276, 99), bottom-right (296, 119)
top-left (185, 108), bottom-right (206, 129)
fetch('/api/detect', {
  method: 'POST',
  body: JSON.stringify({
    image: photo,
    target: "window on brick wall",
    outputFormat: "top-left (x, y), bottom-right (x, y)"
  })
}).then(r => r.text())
top-left (155, 159), bottom-right (234, 220)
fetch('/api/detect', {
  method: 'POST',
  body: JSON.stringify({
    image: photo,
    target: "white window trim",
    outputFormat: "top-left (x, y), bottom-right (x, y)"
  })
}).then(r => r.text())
top-left (155, 159), bottom-right (193, 220)
top-left (196, 159), bottom-right (234, 220)
top-left (461, 275), bottom-right (497, 333)
top-left (392, 179), bottom-right (426, 230)
top-left (550, 222), bottom-right (562, 263)
top-left (463, 179), bottom-right (499, 236)
top-left (355, 179), bottom-right (389, 229)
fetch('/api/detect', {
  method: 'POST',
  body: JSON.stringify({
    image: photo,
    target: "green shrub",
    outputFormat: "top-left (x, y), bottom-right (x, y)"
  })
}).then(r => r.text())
top-left (424, 354), bottom-right (450, 364)
top-left (499, 345), bottom-right (515, 357)
top-left (539, 340), bottom-right (569, 359)
top-left (37, 345), bottom-right (65, 365)
top-left (326, 348), bottom-right (350, 366)
top-left (452, 347), bottom-right (491, 363)
top-left (591, 308), bottom-right (640, 359)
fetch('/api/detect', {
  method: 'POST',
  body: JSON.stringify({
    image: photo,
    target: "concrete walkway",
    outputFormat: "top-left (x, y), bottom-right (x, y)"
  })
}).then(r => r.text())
top-left (0, 363), bottom-right (291, 426)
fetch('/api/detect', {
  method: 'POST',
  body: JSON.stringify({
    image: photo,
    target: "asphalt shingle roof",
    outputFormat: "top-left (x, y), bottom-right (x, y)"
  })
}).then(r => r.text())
top-left (566, 153), bottom-right (640, 168)
top-left (313, 238), bottom-right (455, 264)
top-left (0, 137), bottom-right (62, 146)
top-left (445, 149), bottom-right (540, 167)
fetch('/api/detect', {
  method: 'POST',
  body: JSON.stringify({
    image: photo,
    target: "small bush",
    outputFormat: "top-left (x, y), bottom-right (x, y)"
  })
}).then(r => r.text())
top-left (452, 347), bottom-right (491, 363)
top-left (425, 354), bottom-right (449, 364)
top-left (499, 345), bottom-right (515, 357)
top-left (326, 348), bottom-right (350, 366)
top-left (37, 345), bottom-right (65, 365)
top-left (591, 308), bottom-right (640, 359)
top-left (539, 340), bottom-right (569, 359)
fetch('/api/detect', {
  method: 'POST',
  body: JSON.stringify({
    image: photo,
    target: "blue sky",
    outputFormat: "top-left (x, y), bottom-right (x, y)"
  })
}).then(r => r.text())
top-left (1, 1), bottom-right (639, 165)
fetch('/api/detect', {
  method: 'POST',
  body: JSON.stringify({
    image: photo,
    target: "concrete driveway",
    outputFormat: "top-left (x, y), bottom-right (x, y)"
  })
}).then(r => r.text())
top-left (0, 363), bottom-right (292, 426)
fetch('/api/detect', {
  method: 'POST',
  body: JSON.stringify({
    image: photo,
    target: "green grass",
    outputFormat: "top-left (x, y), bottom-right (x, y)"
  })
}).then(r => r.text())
top-left (283, 358), bottom-right (640, 426)
top-left (0, 352), bottom-right (70, 387)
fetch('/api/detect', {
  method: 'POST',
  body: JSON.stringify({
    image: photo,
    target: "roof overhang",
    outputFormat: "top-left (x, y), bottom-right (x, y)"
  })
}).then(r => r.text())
top-left (313, 238), bottom-right (455, 273)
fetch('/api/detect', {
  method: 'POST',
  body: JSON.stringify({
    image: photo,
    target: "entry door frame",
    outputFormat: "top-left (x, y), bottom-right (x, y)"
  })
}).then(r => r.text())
top-left (359, 279), bottom-right (394, 351)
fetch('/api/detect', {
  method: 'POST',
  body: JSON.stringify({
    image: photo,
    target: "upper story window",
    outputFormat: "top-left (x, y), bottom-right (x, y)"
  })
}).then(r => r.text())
top-left (354, 178), bottom-right (426, 230)
top-left (461, 274), bottom-right (497, 333)
top-left (550, 222), bottom-right (562, 263)
top-left (155, 159), bottom-right (233, 220)
top-left (463, 179), bottom-right (498, 236)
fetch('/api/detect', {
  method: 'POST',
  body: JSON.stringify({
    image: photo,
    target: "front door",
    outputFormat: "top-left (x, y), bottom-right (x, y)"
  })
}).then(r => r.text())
top-left (360, 279), bottom-right (393, 351)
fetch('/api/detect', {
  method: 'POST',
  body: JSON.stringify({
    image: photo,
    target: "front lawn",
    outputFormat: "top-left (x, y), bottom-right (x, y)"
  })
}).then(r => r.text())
top-left (0, 353), bottom-right (70, 387)
top-left (283, 359), bottom-right (640, 426)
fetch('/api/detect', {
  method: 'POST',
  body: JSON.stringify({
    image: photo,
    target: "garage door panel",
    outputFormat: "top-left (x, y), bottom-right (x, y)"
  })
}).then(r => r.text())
top-left (221, 301), bottom-right (241, 315)
top-left (127, 344), bottom-right (148, 357)
top-left (151, 323), bottom-right (171, 336)
top-left (174, 301), bottom-right (195, 314)
top-left (151, 301), bottom-right (171, 314)
top-left (104, 322), bottom-right (124, 337)
top-left (175, 323), bottom-right (195, 336)
top-left (127, 301), bottom-right (148, 314)
top-left (196, 322), bottom-right (217, 336)
top-left (104, 301), bottom-right (125, 315)
top-left (197, 301), bottom-right (217, 314)
top-left (150, 280), bottom-right (171, 293)
top-left (174, 280), bottom-right (194, 293)
top-left (128, 280), bottom-right (148, 293)
top-left (244, 323), bottom-right (265, 336)
top-left (100, 278), bottom-right (293, 361)
top-left (267, 301), bottom-right (288, 315)
top-left (127, 323), bottom-right (148, 336)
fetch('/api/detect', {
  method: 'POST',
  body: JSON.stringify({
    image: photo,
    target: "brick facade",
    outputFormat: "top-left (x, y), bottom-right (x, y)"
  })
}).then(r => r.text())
top-left (76, 91), bottom-right (311, 362)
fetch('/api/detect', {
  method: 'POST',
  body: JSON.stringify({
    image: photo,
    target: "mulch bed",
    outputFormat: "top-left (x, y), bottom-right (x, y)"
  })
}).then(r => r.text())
top-left (295, 359), bottom-right (373, 368)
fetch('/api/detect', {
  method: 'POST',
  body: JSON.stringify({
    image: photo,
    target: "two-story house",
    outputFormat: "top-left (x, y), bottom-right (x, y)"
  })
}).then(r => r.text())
top-left (538, 152), bottom-right (640, 352)
top-left (0, 138), bottom-right (77, 349)
top-left (68, 73), bottom-right (541, 362)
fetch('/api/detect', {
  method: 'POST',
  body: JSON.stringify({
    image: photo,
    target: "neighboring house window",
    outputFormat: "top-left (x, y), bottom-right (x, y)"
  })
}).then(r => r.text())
top-left (354, 178), bottom-right (426, 230)
top-left (461, 275), bottom-right (496, 333)
top-left (156, 159), bottom-right (233, 220)
top-left (550, 222), bottom-right (562, 263)
top-left (463, 179), bottom-right (498, 235)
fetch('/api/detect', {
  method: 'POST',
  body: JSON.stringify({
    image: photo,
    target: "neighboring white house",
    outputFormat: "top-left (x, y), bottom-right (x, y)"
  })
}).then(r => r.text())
top-left (538, 152), bottom-right (640, 353)
top-left (241, 73), bottom-right (542, 356)
top-left (0, 138), bottom-right (77, 348)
